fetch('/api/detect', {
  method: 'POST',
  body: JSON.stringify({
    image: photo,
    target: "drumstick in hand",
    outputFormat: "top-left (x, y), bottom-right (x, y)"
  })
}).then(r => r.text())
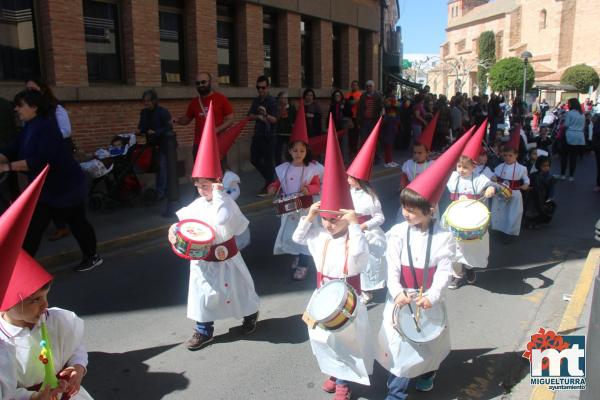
top-left (415, 287), bottom-right (423, 323)
top-left (403, 290), bottom-right (421, 333)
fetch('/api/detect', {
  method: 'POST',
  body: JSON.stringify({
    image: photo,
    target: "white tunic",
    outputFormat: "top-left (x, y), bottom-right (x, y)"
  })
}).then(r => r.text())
top-left (292, 218), bottom-right (374, 385)
top-left (176, 190), bottom-right (260, 323)
top-left (0, 308), bottom-right (93, 400)
top-left (273, 162), bottom-right (321, 256)
top-left (474, 165), bottom-right (494, 180)
top-left (222, 170), bottom-right (250, 250)
top-left (444, 171), bottom-right (492, 269)
top-left (350, 188), bottom-right (387, 291)
top-left (376, 222), bottom-right (454, 378)
top-left (491, 162), bottom-right (530, 236)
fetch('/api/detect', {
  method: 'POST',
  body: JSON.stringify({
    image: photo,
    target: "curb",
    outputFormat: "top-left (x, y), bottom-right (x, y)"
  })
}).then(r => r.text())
top-left (41, 167), bottom-right (400, 272)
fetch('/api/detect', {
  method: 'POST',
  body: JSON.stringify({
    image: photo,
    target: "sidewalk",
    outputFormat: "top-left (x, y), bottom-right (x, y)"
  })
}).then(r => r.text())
top-left (38, 147), bottom-right (411, 270)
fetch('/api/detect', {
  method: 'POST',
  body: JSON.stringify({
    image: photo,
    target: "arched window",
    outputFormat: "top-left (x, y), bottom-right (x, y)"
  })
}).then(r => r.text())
top-left (539, 9), bottom-right (547, 30)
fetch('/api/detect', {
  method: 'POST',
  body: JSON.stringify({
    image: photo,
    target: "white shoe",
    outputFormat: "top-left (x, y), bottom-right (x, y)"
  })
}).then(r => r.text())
top-left (553, 174), bottom-right (566, 180)
top-left (568, 176), bottom-right (575, 182)
top-left (389, 161), bottom-right (399, 167)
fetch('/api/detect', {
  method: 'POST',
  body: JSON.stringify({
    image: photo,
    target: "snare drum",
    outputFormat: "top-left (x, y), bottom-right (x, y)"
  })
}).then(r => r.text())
top-left (171, 219), bottom-right (215, 260)
top-left (444, 199), bottom-right (490, 241)
top-left (273, 193), bottom-right (313, 215)
top-left (392, 300), bottom-right (446, 343)
top-left (306, 280), bottom-right (358, 331)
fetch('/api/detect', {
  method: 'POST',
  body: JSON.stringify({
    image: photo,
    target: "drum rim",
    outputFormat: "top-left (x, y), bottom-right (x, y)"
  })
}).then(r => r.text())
top-left (445, 200), bottom-right (490, 232)
top-left (394, 302), bottom-right (447, 343)
top-left (176, 219), bottom-right (215, 244)
top-left (307, 280), bottom-right (354, 323)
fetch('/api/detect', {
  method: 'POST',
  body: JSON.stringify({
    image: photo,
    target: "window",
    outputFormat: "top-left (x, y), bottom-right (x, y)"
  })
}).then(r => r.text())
top-left (0, 0), bottom-right (40, 80)
top-left (83, 0), bottom-right (122, 82)
top-left (217, 3), bottom-right (235, 85)
top-left (263, 11), bottom-right (277, 85)
top-left (300, 18), bottom-right (312, 88)
top-left (332, 25), bottom-right (342, 87)
top-left (539, 9), bottom-right (547, 30)
top-left (456, 39), bottom-right (466, 52)
top-left (159, 0), bottom-right (185, 83)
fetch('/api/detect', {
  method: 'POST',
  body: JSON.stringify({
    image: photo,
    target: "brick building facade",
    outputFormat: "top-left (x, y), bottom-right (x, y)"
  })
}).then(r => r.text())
top-left (0, 0), bottom-right (395, 172)
top-left (429, 0), bottom-right (600, 103)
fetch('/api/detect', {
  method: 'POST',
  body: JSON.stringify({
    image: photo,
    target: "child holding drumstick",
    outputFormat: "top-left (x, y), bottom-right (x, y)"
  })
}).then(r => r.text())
top-left (168, 105), bottom-right (259, 351)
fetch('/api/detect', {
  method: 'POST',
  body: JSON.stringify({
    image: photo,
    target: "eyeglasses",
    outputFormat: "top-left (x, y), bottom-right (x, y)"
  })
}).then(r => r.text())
top-left (196, 80), bottom-right (209, 86)
top-left (256, 85), bottom-right (267, 90)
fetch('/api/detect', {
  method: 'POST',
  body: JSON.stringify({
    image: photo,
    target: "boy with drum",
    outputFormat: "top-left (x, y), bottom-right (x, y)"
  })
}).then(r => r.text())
top-left (444, 121), bottom-right (496, 289)
top-left (168, 105), bottom-right (260, 351)
top-left (292, 117), bottom-right (373, 400)
top-left (376, 131), bottom-right (471, 399)
top-left (1, 168), bottom-right (94, 400)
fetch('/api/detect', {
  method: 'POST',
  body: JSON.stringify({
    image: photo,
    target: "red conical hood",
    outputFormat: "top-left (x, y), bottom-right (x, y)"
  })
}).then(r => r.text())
top-left (346, 117), bottom-right (382, 181)
top-left (0, 166), bottom-right (53, 311)
top-left (218, 117), bottom-right (250, 159)
top-left (407, 127), bottom-right (474, 205)
top-left (416, 112), bottom-right (439, 151)
top-left (462, 118), bottom-right (488, 162)
top-left (290, 99), bottom-right (309, 144)
top-left (508, 124), bottom-right (521, 152)
top-left (192, 102), bottom-right (222, 179)
top-left (320, 114), bottom-right (354, 218)
top-left (1, 249), bottom-right (53, 311)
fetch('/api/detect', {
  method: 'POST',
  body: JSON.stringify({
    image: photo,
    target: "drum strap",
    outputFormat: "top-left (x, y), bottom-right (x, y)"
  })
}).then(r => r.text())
top-left (320, 234), bottom-right (350, 279)
top-left (406, 222), bottom-right (434, 291)
top-left (453, 174), bottom-right (476, 198)
top-left (281, 163), bottom-right (305, 196)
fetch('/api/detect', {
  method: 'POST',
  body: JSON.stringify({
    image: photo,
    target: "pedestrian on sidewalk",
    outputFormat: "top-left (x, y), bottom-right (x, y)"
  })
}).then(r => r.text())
top-left (357, 81), bottom-right (383, 158)
top-left (274, 91), bottom-right (296, 165)
top-left (557, 98), bottom-right (586, 182)
top-left (0, 90), bottom-right (102, 272)
top-left (303, 88), bottom-right (323, 138)
top-left (169, 105), bottom-right (260, 351)
top-left (248, 75), bottom-right (278, 196)
top-left (329, 89), bottom-right (351, 163)
top-left (173, 72), bottom-right (234, 161)
top-left (346, 80), bottom-right (362, 159)
top-left (381, 86), bottom-right (400, 167)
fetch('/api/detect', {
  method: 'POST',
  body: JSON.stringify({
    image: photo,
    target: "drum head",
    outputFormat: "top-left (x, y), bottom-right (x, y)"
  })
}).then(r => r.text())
top-left (307, 280), bottom-right (348, 322)
top-left (177, 220), bottom-right (215, 243)
top-left (396, 302), bottom-right (446, 343)
top-left (445, 199), bottom-right (490, 230)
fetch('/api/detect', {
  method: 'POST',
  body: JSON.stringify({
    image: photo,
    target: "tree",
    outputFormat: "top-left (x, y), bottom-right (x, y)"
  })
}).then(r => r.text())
top-left (477, 31), bottom-right (496, 94)
top-left (560, 64), bottom-right (600, 93)
top-left (438, 56), bottom-right (493, 94)
top-left (488, 57), bottom-right (534, 93)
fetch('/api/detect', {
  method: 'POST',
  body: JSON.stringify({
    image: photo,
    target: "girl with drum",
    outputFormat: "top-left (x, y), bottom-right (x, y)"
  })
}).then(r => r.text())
top-left (346, 118), bottom-right (387, 305)
top-left (377, 126), bottom-right (471, 398)
top-left (444, 122), bottom-right (496, 289)
top-left (293, 119), bottom-right (373, 400)
top-left (268, 101), bottom-right (322, 281)
top-left (168, 106), bottom-right (260, 351)
top-left (490, 132), bottom-right (530, 242)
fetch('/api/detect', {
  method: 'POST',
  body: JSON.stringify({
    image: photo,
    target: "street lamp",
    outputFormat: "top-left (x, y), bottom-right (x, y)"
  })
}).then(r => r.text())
top-left (521, 51), bottom-right (533, 100)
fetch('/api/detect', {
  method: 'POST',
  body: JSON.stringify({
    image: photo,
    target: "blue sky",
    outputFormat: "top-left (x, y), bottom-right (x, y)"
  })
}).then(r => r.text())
top-left (398, 0), bottom-right (448, 55)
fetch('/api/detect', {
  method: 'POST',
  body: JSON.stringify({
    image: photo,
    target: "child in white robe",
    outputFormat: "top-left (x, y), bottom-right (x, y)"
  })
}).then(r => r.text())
top-left (293, 201), bottom-right (373, 399)
top-left (491, 145), bottom-right (530, 240)
top-left (169, 179), bottom-right (260, 351)
top-left (444, 155), bottom-right (495, 289)
top-left (268, 140), bottom-right (322, 280)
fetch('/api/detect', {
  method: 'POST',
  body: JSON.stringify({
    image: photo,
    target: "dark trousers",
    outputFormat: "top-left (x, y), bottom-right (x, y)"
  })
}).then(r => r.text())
top-left (348, 118), bottom-right (359, 158)
top-left (24, 202), bottom-right (97, 259)
top-left (595, 149), bottom-right (600, 186)
top-left (560, 143), bottom-right (581, 177)
top-left (251, 135), bottom-right (275, 186)
top-left (274, 134), bottom-right (290, 166)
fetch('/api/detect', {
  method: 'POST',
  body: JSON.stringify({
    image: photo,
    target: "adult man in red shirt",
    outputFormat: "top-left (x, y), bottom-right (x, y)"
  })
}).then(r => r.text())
top-left (174, 72), bottom-right (234, 160)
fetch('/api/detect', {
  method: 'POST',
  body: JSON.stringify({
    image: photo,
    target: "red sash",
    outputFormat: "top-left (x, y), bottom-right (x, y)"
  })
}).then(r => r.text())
top-left (203, 236), bottom-right (239, 262)
top-left (449, 192), bottom-right (477, 201)
top-left (400, 265), bottom-right (437, 290)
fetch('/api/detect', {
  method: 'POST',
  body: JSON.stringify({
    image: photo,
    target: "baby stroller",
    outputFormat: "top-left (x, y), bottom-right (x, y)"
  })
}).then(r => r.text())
top-left (81, 133), bottom-right (160, 210)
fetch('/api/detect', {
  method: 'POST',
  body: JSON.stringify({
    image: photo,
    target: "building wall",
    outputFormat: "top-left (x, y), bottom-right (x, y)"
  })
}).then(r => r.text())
top-left (0, 0), bottom-right (386, 172)
top-left (433, 0), bottom-right (600, 98)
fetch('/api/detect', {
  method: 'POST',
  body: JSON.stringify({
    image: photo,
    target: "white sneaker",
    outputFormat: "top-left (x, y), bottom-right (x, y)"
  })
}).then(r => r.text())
top-left (553, 174), bottom-right (565, 180)
top-left (568, 176), bottom-right (575, 182)
top-left (388, 161), bottom-right (399, 167)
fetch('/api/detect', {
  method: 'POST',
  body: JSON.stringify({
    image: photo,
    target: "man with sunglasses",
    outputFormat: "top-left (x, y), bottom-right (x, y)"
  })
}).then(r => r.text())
top-left (248, 75), bottom-right (278, 196)
top-left (174, 72), bottom-right (234, 160)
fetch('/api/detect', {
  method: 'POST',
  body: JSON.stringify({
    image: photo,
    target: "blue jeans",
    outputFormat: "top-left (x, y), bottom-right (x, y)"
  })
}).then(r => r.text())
top-left (195, 321), bottom-right (214, 337)
top-left (386, 373), bottom-right (410, 400)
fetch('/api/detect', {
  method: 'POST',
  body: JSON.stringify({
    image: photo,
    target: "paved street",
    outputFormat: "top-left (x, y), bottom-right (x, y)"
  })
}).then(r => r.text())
top-left (47, 154), bottom-right (598, 400)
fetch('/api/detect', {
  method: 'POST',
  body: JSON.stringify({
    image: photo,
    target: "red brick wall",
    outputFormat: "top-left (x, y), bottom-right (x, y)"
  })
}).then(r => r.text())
top-left (340, 26), bottom-right (359, 88)
top-left (312, 20), bottom-right (333, 88)
top-left (38, 0), bottom-right (87, 86)
top-left (277, 12), bottom-right (302, 88)
top-left (121, 0), bottom-right (161, 86)
top-left (186, 0), bottom-right (218, 82)
top-left (236, 3), bottom-right (264, 87)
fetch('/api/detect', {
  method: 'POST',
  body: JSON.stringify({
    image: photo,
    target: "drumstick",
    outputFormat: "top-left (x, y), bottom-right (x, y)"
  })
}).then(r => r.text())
top-left (415, 287), bottom-right (423, 323)
top-left (403, 290), bottom-right (421, 333)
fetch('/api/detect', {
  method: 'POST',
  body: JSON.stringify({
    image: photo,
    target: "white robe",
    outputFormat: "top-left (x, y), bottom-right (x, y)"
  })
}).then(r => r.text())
top-left (0, 308), bottom-right (93, 400)
top-left (273, 162), bottom-right (322, 256)
top-left (443, 171), bottom-right (492, 269)
top-left (474, 165), bottom-right (494, 180)
top-left (222, 170), bottom-right (250, 250)
top-left (350, 188), bottom-right (387, 291)
top-left (292, 218), bottom-right (374, 385)
top-left (176, 190), bottom-right (260, 323)
top-left (376, 222), bottom-right (454, 378)
top-left (491, 162), bottom-right (530, 236)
